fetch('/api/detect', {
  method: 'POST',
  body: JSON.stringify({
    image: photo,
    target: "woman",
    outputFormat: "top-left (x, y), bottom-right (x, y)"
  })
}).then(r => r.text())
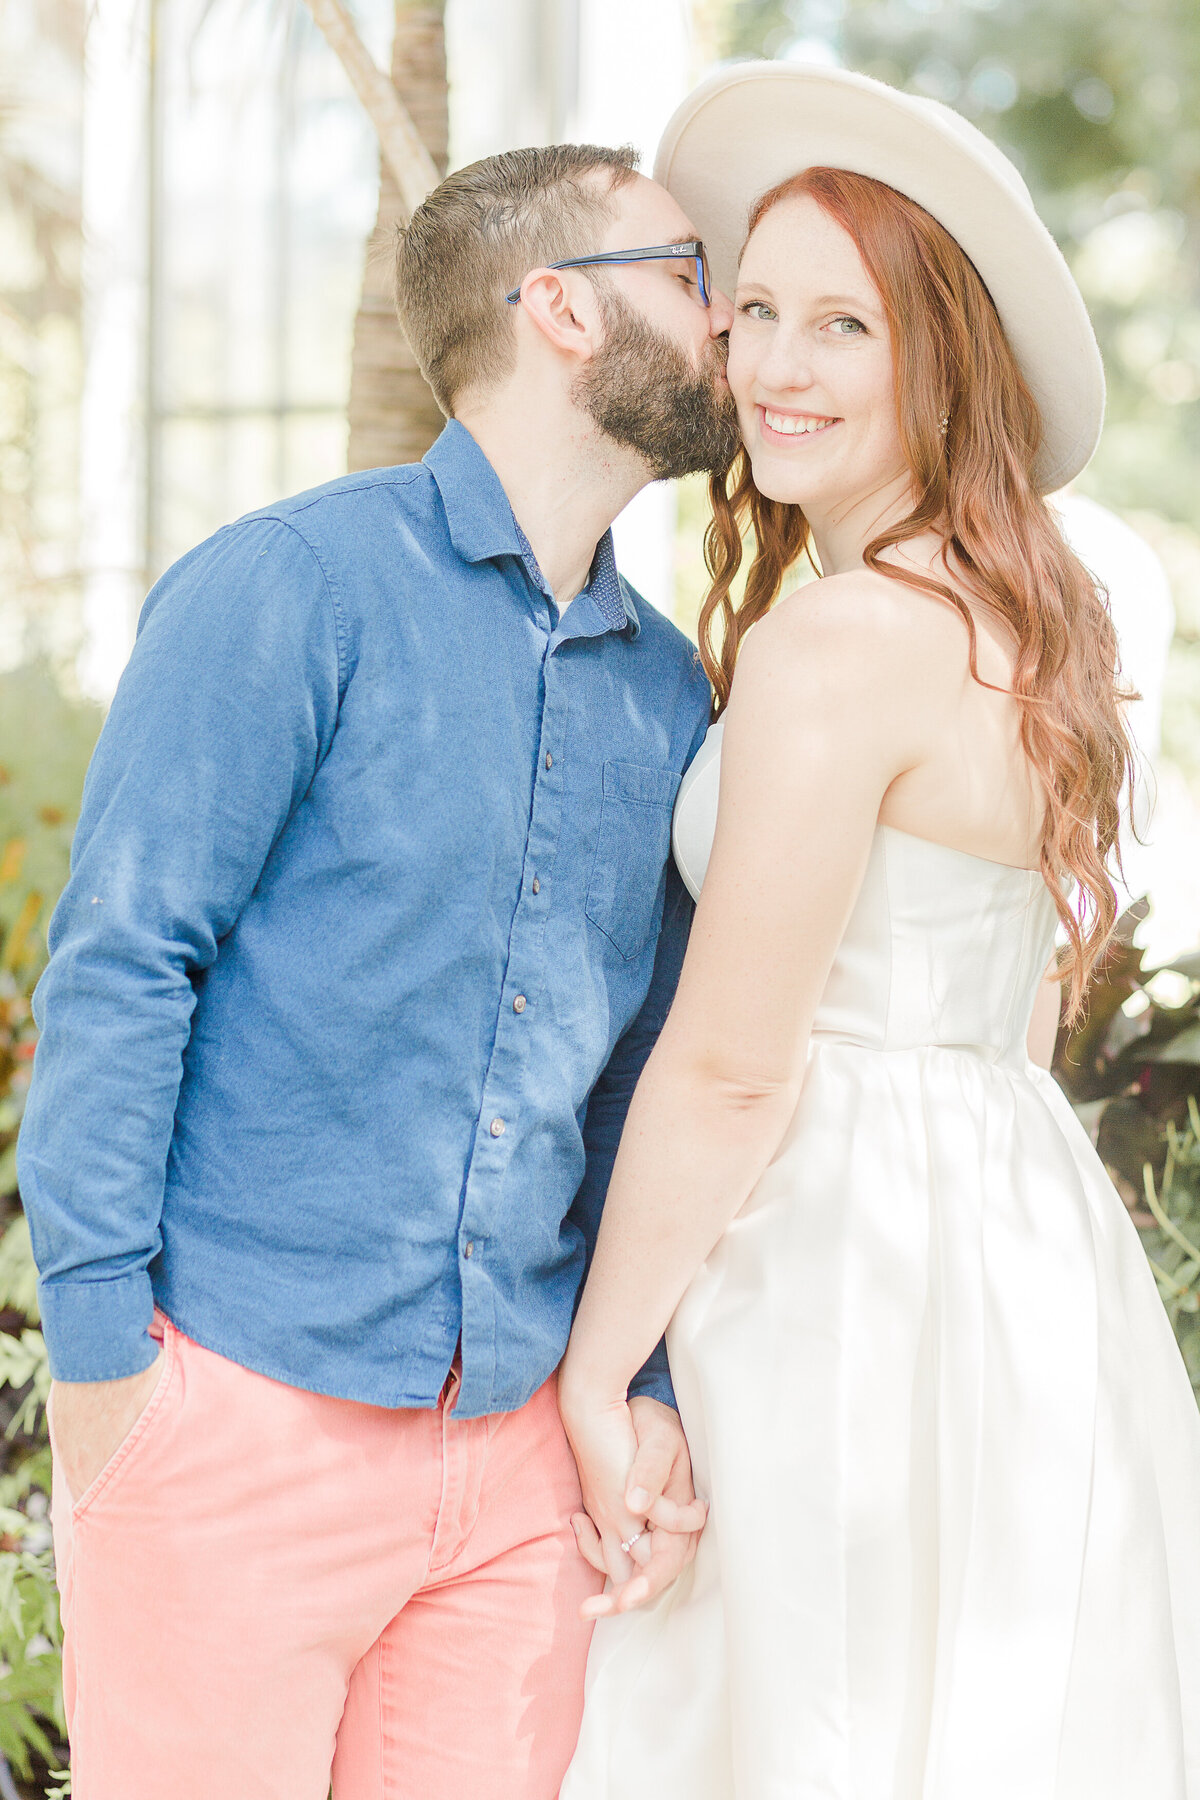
top-left (558, 64), bottom-right (1200, 1800)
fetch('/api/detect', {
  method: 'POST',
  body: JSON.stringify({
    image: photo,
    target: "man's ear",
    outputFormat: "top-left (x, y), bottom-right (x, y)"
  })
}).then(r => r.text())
top-left (513, 268), bottom-right (603, 365)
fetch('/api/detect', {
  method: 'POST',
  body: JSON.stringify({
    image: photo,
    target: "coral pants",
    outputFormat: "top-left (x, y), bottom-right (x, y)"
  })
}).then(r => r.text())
top-left (49, 1313), bottom-right (603, 1800)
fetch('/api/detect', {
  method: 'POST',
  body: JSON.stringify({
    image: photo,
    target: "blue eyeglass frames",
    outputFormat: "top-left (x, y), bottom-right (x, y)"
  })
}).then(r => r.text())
top-left (504, 240), bottom-right (713, 308)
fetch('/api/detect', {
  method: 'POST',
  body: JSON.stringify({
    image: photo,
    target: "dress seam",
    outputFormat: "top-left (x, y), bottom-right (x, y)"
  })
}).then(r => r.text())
top-left (879, 832), bottom-right (895, 1049)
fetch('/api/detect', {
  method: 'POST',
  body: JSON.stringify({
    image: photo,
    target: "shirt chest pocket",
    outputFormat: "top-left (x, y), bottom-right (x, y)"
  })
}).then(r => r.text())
top-left (585, 761), bottom-right (682, 962)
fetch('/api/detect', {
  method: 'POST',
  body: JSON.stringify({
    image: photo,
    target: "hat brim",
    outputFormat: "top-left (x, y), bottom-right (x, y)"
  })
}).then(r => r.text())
top-left (654, 62), bottom-right (1104, 493)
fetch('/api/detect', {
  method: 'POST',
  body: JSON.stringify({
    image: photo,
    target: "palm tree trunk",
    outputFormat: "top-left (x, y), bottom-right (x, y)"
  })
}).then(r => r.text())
top-left (301, 0), bottom-right (438, 210)
top-left (346, 0), bottom-right (448, 472)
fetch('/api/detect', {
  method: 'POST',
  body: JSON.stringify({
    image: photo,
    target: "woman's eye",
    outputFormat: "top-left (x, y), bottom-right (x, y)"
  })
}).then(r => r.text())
top-left (738, 301), bottom-right (776, 321)
top-left (830, 315), bottom-right (866, 335)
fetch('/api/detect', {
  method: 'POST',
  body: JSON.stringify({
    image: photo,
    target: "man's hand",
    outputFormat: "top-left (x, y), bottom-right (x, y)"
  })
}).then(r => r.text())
top-left (571, 1394), bottom-right (706, 1619)
top-left (49, 1353), bottom-right (166, 1507)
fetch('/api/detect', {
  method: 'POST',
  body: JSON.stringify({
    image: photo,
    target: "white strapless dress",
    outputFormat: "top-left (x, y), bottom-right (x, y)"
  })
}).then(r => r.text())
top-left (562, 721), bottom-right (1200, 1800)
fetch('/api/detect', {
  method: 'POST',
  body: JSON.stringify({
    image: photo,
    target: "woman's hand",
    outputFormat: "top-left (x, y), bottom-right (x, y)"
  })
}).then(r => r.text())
top-left (560, 1377), bottom-right (709, 1618)
top-left (559, 1377), bottom-right (651, 1594)
top-left (575, 1396), bottom-right (708, 1618)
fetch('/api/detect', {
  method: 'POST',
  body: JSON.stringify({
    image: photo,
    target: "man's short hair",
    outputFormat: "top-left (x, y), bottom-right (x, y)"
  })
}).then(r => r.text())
top-left (394, 144), bottom-right (640, 415)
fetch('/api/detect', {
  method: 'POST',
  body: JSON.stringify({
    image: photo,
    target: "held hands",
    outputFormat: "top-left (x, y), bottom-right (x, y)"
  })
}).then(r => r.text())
top-left (48, 1352), bottom-right (166, 1508)
top-left (561, 1388), bottom-right (707, 1619)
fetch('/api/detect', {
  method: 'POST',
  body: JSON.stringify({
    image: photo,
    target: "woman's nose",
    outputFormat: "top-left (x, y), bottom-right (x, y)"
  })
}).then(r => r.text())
top-left (757, 329), bottom-right (816, 395)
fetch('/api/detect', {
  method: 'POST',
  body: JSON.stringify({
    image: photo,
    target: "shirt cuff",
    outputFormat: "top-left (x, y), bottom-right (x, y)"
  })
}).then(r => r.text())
top-left (627, 1336), bottom-right (677, 1411)
top-left (37, 1272), bottom-right (158, 1382)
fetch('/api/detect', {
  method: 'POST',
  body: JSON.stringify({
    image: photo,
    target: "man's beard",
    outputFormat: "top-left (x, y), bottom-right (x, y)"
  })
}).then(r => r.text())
top-left (572, 288), bottom-right (742, 480)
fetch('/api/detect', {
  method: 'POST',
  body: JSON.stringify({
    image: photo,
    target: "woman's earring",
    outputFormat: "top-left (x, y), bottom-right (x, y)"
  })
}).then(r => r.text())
top-left (939, 410), bottom-right (951, 435)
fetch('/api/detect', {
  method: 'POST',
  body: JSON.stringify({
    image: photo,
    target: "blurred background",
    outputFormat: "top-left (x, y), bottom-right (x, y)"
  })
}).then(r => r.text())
top-left (0, 3), bottom-right (1198, 1787)
top-left (3, 0), bottom-right (1200, 947)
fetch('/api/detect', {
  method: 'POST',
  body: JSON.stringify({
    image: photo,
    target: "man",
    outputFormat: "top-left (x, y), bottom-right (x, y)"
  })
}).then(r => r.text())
top-left (20, 143), bottom-right (737, 1797)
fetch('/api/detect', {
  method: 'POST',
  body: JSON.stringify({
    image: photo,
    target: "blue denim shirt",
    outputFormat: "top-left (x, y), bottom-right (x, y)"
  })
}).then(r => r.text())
top-left (19, 422), bottom-right (710, 1418)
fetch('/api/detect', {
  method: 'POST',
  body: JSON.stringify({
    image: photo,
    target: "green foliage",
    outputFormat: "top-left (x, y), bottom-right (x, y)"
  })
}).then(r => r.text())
top-left (0, 1202), bottom-right (65, 1794)
top-left (0, 1262), bottom-right (64, 1794)
top-left (0, 1230), bottom-right (39, 1341)
top-left (0, 1330), bottom-right (50, 1451)
top-left (0, 659), bottom-right (101, 1218)
top-left (1141, 1107), bottom-right (1200, 1392)
top-left (0, 664), bottom-right (102, 943)
top-left (1054, 902), bottom-right (1200, 1399)
top-left (0, 665), bottom-right (99, 1795)
top-left (0, 1536), bottom-right (64, 1780)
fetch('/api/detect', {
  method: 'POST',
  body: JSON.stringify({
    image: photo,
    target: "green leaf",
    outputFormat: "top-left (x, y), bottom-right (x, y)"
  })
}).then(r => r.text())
top-left (0, 1217), bottom-right (40, 1323)
top-left (1143, 1023), bottom-right (1200, 1065)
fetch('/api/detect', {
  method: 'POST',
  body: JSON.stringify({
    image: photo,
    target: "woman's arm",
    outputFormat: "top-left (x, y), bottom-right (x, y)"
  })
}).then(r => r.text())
top-left (559, 578), bottom-right (927, 1593)
top-left (1027, 961), bottom-right (1062, 1069)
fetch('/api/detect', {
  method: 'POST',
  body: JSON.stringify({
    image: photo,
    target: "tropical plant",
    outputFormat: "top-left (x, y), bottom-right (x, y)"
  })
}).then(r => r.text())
top-left (0, 665), bottom-right (101, 1796)
top-left (1142, 1106), bottom-right (1200, 1396)
top-left (0, 929), bottom-right (66, 1795)
top-left (1053, 900), bottom-right (1200, 1398)
top-left (302, 0), bottom-right (449, 470)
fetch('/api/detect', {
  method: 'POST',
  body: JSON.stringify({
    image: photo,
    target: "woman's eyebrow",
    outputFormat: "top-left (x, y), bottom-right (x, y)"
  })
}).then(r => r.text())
top-left (810, 292), bottom-right (880, 311)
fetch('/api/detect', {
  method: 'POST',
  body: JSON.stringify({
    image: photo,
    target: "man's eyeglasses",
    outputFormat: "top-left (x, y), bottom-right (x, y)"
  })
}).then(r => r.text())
top-left (504, 240), bottom-right (712, 308)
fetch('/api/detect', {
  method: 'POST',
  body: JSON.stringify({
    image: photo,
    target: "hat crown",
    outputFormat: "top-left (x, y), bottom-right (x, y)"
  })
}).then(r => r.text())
top-left (906, 88), bottom-right (1034, 210)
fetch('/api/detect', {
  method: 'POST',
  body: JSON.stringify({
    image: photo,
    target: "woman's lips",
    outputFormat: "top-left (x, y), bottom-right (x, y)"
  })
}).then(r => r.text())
top-left (758, 404), bottom-right (841, 444)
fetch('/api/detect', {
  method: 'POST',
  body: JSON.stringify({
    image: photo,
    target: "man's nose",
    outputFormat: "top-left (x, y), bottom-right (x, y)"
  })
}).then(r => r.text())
top-left (707, 286), bottom-right (734, 336)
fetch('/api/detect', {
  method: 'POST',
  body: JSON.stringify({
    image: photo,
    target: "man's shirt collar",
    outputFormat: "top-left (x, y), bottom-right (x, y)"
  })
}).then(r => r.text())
top-left (424, 420), bottom-right (640, 638)
top-left (424, 419), bottom-right (524, 564)
top-left (587, 530), bottom-right (641, 638)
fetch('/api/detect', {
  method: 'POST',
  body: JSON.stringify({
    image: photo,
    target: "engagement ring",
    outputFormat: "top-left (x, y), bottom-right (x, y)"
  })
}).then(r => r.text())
top-left (620, 1528), bottom-right (647, 1555)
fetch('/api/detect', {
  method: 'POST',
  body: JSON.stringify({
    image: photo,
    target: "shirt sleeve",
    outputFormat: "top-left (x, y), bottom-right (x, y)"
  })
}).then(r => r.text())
top-left (570, 857), bottom-right (695, 1410)
top-left (17, 517), bottom-right (343, 1382)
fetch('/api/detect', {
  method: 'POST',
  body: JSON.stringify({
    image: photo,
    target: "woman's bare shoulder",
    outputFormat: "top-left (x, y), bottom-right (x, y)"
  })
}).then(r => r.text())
top-left (740, 569), bottom-right (967, 701)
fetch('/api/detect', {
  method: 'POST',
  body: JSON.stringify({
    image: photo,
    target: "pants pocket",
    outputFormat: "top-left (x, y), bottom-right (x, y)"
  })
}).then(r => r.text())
top-left (50, 1315), bottom-right (180, 1522)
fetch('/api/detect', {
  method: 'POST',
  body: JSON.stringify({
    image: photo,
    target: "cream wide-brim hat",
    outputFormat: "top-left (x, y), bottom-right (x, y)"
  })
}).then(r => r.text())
top-left (654, 61), bottom-right (1104, 493)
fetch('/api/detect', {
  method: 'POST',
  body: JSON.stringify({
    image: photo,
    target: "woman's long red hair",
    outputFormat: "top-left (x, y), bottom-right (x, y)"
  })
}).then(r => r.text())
top-left (700, 167), bottom-right (1135, 1021)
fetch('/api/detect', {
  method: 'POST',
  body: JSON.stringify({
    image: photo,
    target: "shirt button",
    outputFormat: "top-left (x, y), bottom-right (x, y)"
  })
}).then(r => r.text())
top-left (545, 752), bottom-right (553, 769)
top-left (464, 1241), bottom-right (475, 1259)
top-left (513, 995), bottom-right (527, 1013)
top-left (490, 1117), bottom-right (506, 1137)
top-left (531, 876), bottom-right (541, 894)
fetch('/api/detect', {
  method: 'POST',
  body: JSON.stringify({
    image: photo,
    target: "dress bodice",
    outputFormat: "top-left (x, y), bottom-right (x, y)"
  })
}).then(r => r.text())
top-left (672, 720), bottom-right (1059, 1070)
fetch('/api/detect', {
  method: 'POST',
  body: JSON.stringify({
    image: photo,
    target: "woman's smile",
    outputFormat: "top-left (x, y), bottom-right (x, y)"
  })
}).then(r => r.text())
top-left (758, 406), bottom-right (842, 442)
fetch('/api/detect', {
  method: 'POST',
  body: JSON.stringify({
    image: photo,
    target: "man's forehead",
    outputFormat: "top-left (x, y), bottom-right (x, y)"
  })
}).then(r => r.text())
top-left (601, 172), bottom-right (696, 247)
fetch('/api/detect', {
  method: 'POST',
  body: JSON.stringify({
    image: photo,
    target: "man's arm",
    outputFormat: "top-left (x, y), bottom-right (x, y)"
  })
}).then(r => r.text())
top-left (568, 858), bottom-right (695, 1407)
top-left (566, 857), bottom-right (710, 1612)
top-left (19, 517), bottom-right (342, 1387)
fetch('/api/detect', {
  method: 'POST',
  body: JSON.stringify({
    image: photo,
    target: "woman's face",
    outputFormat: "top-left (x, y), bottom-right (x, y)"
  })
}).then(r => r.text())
top-left (726, 194), bottom-right (908, 514)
